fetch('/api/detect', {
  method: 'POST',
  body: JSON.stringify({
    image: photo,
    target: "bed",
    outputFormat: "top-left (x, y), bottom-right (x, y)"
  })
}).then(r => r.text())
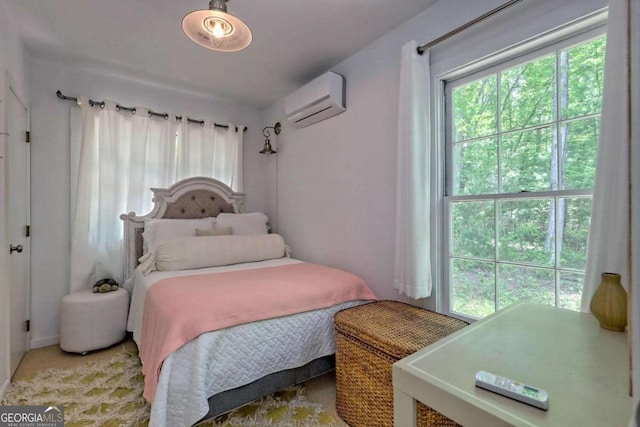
top-left (120, 177), bottom-right (376, 426)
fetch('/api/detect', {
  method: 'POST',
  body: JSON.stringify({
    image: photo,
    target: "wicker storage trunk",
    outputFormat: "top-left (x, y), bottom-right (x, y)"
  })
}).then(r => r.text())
top-left (335, 300), bottom-right (468, 427)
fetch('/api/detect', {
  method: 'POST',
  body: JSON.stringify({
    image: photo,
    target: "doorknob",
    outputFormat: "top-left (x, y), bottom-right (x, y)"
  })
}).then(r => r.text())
top-left (9, 244), bottom-right (23, 254)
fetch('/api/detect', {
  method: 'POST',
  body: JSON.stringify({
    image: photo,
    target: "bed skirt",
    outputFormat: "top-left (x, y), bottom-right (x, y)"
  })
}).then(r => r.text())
top-left (196, 354), bottom-right (336, 424)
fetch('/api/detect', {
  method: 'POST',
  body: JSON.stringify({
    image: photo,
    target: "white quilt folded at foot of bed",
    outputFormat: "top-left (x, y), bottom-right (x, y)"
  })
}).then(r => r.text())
top-left (150, 300), bottom-right (364, 427)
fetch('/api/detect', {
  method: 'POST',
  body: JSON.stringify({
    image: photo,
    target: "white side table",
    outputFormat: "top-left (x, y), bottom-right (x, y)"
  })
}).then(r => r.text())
top-left (393, 302), bottom-right (632, 427)
top-left (60, 288), bottom-right (129, 354)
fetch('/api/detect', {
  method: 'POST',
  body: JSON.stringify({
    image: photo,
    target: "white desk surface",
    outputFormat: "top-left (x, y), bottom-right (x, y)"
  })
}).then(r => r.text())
top-left (393, 302), bottom-right (632, 427)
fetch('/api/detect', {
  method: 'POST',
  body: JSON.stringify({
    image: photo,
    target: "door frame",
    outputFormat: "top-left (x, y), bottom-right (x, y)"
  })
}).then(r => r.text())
top-left (0, 71), bottom-right (8, 398)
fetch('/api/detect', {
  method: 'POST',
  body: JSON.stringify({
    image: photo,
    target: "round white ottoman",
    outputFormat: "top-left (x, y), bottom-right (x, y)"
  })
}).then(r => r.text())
top-left (60, 288), bottom-right (129, 354)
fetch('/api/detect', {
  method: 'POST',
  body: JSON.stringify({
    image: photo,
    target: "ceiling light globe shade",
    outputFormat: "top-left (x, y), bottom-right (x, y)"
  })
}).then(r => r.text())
top-left (182, 9), bottom-right (252, 52)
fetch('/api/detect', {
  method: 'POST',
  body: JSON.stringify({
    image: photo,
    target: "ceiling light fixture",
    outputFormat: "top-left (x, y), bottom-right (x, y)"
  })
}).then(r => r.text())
top-left (182, 0), bottom-right (252, 52)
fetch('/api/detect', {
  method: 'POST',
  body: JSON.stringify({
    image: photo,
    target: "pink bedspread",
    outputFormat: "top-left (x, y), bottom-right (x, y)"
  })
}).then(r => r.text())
top-left (139, 262), bottom-right (376, 401)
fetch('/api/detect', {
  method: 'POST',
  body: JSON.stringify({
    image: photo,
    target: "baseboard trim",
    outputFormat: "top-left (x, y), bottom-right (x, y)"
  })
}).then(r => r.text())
top-left (30, 335), bottom-right (60, 349)
top-left (0, 377), bottom-right (9, 400)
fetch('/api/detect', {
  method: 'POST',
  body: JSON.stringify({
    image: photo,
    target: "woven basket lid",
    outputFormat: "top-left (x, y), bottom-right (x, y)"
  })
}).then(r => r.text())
top-left (335, 300), bottom-right (468, 360)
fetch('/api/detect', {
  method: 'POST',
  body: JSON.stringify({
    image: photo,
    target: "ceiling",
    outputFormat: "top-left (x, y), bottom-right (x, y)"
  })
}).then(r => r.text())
top-left (5, 0), bottom-right (438, 109)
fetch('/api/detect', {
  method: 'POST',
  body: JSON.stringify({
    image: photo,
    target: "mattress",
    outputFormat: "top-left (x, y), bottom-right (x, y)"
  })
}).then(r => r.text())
top-left (125, 259), bottom-right (368, 426)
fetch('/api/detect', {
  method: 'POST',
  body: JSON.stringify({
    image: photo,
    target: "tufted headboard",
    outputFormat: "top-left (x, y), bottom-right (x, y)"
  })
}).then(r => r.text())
top-left (120, 176), bottom-right (245, 279)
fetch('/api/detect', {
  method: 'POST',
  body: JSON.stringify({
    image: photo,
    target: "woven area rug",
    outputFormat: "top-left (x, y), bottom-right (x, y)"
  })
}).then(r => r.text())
top-left (0, 350), bottom-right (337, 427)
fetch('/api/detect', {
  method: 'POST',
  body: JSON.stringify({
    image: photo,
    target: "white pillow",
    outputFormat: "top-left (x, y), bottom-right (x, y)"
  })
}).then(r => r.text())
top-left (215, 212), bottom-right (269, 235)
top-left (142, 217), bottom-right (215, 254)
top-left (139, 234), bottom-right (289, 274)
top-left (195, 226), bottom-right (232, 236)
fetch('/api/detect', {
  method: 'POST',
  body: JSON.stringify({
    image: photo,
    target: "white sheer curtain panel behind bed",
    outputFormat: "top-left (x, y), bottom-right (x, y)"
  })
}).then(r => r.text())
top-left (176, 120), bottom-right (243, 192)
top-left (70, 99), bottom-right (243, 292)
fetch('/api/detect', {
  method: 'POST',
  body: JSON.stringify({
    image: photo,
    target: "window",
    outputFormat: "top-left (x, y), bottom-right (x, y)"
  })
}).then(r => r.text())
top-left (443, 31), bottom-right (606, 320)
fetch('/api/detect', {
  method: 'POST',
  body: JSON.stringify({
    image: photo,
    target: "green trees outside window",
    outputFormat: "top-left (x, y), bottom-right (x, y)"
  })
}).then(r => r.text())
top-left (446, 34), bottom-right (606, 319)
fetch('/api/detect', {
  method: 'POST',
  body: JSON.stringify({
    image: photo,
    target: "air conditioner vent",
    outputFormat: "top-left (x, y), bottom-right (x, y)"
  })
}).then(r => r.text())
top-left (285, 71), bottom-right (345, 128)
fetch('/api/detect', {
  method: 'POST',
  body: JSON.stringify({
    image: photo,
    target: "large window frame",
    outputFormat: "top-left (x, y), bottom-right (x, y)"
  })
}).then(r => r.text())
top-left (436, 17), bottom-right (607, 323)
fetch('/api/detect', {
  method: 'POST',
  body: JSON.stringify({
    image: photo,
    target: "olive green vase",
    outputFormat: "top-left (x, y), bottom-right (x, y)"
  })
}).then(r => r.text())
top-left (590, 272), bottom-right (628, 331)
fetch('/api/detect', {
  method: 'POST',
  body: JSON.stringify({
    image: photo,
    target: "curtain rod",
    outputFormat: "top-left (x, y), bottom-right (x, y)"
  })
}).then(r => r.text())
top-left (417, 0), bottom-right (524, 55)
top-left (55, 90), bottom-right (247, 132)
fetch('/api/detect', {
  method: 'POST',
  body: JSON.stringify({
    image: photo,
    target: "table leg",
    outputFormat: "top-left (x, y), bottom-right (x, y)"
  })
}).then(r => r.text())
top-left (394, 387), bottom-right (417, 427)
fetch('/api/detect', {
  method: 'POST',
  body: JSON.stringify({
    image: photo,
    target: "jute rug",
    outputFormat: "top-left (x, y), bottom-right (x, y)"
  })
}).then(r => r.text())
top-left (0, 349), bottom-right (337, 427)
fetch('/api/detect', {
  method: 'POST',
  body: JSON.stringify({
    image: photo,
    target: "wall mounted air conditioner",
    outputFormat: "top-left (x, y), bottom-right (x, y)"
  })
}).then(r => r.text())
top-left (285, 71), bottom-right (345, 128)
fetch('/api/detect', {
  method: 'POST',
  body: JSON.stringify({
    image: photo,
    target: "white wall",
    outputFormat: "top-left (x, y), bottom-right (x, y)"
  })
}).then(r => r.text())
top-left (0, 0), bottom-right (30, 396)
top-left (255, 0), bottom-right (608, 309)
top-left (27, 57), bottom-right (263, 348)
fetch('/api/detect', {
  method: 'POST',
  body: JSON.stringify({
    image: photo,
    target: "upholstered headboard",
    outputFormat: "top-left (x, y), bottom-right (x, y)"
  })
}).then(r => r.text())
top-left (120, 177), bottom-right (245, 279)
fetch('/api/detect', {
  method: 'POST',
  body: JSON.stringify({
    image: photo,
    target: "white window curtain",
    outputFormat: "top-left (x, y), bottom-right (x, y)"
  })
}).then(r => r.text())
top-left (70, 99), bottom-right (243, 292)
top-left (582, 2), bottom-right (639, 418)
top-left (581, 0), bottom-right (636, 313)
top-left (393, 40), bottom-right (432, 299)
top-left (176, 121), bottom-right (243, 192)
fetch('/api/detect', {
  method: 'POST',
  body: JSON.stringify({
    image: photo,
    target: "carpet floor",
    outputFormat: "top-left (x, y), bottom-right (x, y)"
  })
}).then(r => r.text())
top-left (2, 338), bottom-right (348, 427)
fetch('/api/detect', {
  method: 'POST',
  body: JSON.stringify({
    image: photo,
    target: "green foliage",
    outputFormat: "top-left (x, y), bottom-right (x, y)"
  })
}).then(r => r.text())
top-left (451, 259), bottom-right (495, 319)
top-left (564, 36), bottom-right (606, 118)
top-left (558, 271), bottom-right (584, 311)
top-left (448, 35), bottom-right (605, 319)
top-left (559, 197), bottom-right (591, 269)
top-left (501, 55), bottom-right (555, 131)
top-left (501, 127), bottom-right (553, 193)
top-left (453, 75), bottom-right (497, 142)
top-left (453, 139), bottom-right (497, 195)
top-left (451, 201), bottom-right (494, 259)
top-left (497, 264), bottom-right (555, 309)
top-left (564, 118), bottom-right (599, 190)
top-left (498, 199), bottom-right (553, 266)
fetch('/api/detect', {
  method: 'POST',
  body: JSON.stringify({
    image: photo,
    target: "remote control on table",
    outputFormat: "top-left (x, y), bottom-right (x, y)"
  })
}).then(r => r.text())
top-left (475, 370), bottom-right (549, 410)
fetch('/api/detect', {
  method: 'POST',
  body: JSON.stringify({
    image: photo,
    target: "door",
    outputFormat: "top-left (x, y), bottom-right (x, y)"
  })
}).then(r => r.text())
top-left (7, 83), bottom-right (29, 378)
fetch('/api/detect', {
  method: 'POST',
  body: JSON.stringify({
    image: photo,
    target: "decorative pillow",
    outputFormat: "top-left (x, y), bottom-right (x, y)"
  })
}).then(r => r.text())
top-left (195, 226), bottom-right (232, 236)
top-left (215, 212), bottom-right (269, 235)
top-left (142, 217), bottom-right (215, 254)
top-left (139, 234), bottom-right (289, 274)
